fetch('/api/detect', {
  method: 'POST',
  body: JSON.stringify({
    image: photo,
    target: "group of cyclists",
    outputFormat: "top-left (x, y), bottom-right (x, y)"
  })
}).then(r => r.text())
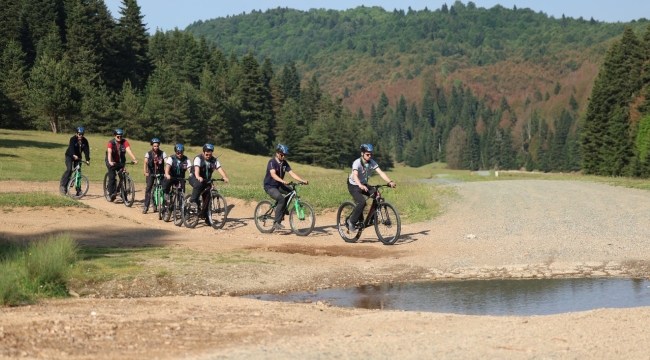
top-left (60, 128), bottom-right (396, 232)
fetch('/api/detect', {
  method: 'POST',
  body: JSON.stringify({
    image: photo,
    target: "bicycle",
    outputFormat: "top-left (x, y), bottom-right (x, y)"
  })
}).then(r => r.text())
top-left (254, 182), bottom-right (315, 236)
top-left (66, 160), bottom-right (89, 200)
top-left (183, 179), bottom-right (228, 229)
top-left (336, 184), bottom-right (401, 245)
top-left (103, 162), bottom-right (135, 207)
top-left (160, 178), bottom-right (186, 226)
top-left (149, 174), bottom-right (164, 215)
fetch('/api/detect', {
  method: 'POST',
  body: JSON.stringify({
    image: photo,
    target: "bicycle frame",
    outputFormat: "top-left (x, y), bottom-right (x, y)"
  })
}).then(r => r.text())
top-left (359, 186), bottom-right (387, 229)
top-left (198, 179), bottom-right (223, 216)
top-left (266, 183), bottom-right (306, 220)
top-left (152, 174), bottom-right (163, 207)
top-left (72, 161), bottom-right (82, 188)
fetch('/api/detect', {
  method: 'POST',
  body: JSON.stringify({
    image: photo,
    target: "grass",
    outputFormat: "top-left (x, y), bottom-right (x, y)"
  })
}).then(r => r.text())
top-left (0, 192), bottom-right (88, 208)
top-left (0, 234), bottom-right (78, 306)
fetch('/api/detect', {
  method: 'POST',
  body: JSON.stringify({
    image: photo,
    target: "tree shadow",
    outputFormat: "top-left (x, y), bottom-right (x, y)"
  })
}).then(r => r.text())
top-left (1, 227), bottom-right (176, 248)
top-left (0, 139), bottom-right (66, 150)
top-left (0, 153), bottom-right (19, 158)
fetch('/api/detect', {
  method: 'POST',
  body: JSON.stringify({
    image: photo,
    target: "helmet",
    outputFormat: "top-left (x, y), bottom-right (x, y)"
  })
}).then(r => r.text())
top-left (276, 144), bottom-right (289, 155)
top-left (174, 144), bottom-right (184, 153)
top-left (202, 143), bottom-right (214, 152)
top-left (113, 128), bottom-right (124, 136)
top-left (360, 143), bottom-right (374, 152)
top-left (76, 126), bottom-right (85, 134)
top-left (150, 137), bottom-right (160, 145)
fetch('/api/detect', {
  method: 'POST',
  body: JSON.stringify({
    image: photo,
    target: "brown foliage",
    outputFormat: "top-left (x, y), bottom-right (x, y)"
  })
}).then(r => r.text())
top-left (445, 126), bottom-right (466, 170)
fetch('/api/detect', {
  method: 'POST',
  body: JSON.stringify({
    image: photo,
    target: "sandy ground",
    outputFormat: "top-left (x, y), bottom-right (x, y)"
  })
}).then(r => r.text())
top-left (1, 179), bottom-right (650, 359)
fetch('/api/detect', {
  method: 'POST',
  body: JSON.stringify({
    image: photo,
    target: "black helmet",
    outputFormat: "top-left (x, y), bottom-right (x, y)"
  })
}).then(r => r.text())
top-left (202, 143), bottom-right (214, 152)
top-left (360, 143), bottom-right (374, 152)
top-left (76, 126), bottom-right (85, 134)
top-left (113, 128), bottom-right (124, 136)
top-left (150, 137), bottom-right (160, 145)
top-left (174, 144), bottom-right (184, 153)
top-left (276, 144), bottom-right (289, 155)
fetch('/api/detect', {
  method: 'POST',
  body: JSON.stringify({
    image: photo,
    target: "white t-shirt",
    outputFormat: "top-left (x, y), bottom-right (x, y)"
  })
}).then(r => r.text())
top-left (348, 158), bottom-right (379, 185)
top-left (165, 156), bottom-right (191, 167)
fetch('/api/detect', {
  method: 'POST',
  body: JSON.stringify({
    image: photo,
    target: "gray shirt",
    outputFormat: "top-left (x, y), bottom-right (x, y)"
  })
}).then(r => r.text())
top-left (348, 158), bottom-right (379, 185)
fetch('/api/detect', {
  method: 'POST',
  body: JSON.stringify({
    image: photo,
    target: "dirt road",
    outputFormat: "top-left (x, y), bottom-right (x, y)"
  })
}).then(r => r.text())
top-left (2, 180), bottom-right (650, 359)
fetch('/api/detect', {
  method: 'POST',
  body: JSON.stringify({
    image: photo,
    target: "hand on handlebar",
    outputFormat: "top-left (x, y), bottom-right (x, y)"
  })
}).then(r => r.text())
top-left (359, 184), bottom-right (368, 192)
top-left (388, 181), bottom-right (396, 188)
top-left (165, 174), bottom-right (171, 180)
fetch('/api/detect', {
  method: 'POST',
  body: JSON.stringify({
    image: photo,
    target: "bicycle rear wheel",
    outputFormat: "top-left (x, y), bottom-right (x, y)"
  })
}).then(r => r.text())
top-left (375, 202), bottom-right (401, 245)
top-left (336, 202), bottom-right (361, 243)
top-left (209, 192), bottom-right (228, 229)
top-left (67, 174), bottom-right (89, 200)
top-left (122, 175), bottom-right (135, 207)
top-left (173, 192), bottom-right (184, 227)
top-left (103, 172), bottom-right (114, 202)
top-left (254, 200), bottom-right (275, 233)
top-left (289, 201), bottom-right (315, 236)
top-left (182, 194), bottom-right (199, 228)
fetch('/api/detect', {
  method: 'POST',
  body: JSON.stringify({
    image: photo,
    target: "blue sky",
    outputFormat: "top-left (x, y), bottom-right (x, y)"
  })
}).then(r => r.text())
top-left (104, 0), bottom-right (649, 32)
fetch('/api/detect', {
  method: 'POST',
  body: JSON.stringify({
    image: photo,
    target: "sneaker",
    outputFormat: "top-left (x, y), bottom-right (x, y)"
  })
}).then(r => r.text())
top-left (273, 222), bottom-right (285, 230)
top-left (59, 186), bottom-right (67, 195)
top-left (347, 219), bottom-right (356, 232)
top-left (142, 207), bottom-right (148, 214)
top-left (76, 190), bottom-right (82, 197)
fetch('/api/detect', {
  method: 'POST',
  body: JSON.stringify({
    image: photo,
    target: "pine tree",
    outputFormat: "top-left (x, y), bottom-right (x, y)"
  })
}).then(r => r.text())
top-left (116, 0), bottom-right (150, 89)
top-left (280, 60), bottom-right (300, 101)
top-left (1, 40), bottom-right (29, 128)
top-left (234, 51), bottom-right (271, 154)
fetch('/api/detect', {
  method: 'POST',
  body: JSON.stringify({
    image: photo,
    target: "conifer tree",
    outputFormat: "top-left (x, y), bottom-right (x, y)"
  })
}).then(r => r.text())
top-left (116, 0), bottom-right (150, 89)
top-left (1, 40), bottom-right (29, 128)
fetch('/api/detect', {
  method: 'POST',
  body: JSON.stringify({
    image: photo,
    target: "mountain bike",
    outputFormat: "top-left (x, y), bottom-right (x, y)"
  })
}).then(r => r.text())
top-left (336, 184), bottom-right (401, 245)
top-left (160, 178), bottom-right (186, 226)
top-left (66, 160), bottom-right (89, 200)
top-left (183, 179), bottom-right (228, 229)
top-left (103, 162), bottom-right (135, 207)
top-left (149, 174), bottom-right (164, 214)
top-left (254, 182), bottom-right (315, 236)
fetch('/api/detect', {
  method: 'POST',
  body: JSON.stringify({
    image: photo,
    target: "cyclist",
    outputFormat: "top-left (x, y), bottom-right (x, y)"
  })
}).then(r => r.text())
top-left (142, 138), bottom-right (167, 214)
top-left (263, 144), bottom-right (308, 230)
top-left (347, 143), bottom-right (395, 232)
top-left (60, 126), bottom-right (90, 195)
top-left (105, 128), bottom-right (138, 200)
top-left (162, 144), bottom-right (191, 202)
top-left (189, 144), bottom-right (229, 211)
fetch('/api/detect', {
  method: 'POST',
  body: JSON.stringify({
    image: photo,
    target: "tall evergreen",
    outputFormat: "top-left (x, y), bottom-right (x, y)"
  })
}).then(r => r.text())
top-left (116, 0), bottom-right (150, 89)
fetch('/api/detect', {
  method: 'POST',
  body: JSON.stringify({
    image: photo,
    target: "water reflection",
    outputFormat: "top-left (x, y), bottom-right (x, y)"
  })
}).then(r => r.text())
top-left (248, 278), bottom-right (650, 316)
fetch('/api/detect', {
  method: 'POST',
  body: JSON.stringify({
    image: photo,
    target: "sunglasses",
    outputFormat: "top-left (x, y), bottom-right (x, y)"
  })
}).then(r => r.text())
top-left (115, 135), bottom-right (122, 138)
top-left (77, 133), bottom-right (84, 136)
top-left (364, 153), bottom-right (373, 157)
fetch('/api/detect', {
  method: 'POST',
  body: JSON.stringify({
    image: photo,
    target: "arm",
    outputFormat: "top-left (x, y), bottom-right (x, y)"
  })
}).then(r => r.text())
top-left (375, 168), bottom-right (395, 188)
top-left (352, 170), bottom-right (368, 192)
top-left (164, 164), bottom-right (171, 180)
top-left (194, 164), bottom-right (203, 182)
top-left (269, 169), bottom-right (287, 185)
top-left (217, 167), bottom-right (229, 183)
top-left (83, 139), bottom-right (90, 164)
top-left (126, 146), bottom-right (138, 164)
top-left (107, 146), bottom-right (114, 166)
top-left (288, 170), bottom-right (308, 185)
top-left (143, 156), bottom-right (149, 177)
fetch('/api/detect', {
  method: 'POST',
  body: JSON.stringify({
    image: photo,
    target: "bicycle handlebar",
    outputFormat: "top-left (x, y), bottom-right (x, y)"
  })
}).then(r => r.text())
top-left (287, 181), bottom-right (307, 186)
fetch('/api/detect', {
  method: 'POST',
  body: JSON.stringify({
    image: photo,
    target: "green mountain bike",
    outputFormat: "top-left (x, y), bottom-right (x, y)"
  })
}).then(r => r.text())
top-left (66, 161), bottom-right (89, 200)
top-left (254, 182), bottom-right (315, 236)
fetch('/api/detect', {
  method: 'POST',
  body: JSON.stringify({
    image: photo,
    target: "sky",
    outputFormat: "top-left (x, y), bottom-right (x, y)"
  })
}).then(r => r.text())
top-left (104, 0), bottom-right (649, 32)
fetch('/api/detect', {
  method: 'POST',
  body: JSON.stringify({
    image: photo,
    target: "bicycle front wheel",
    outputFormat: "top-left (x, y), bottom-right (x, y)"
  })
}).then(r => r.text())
top-left (122, 175), bottom-right (135, 207)
top-left (289, 201), bottom-right (315, 236)
top-left (182, 194), bottom-right (199, 228)
top-left (173, 192), bottom-right (184, 227)
top-left (209, 193), bottom-right (228, 230)
top-left (375, 202), bottom-right (401, 245)
top-left (67, 174), bottom-right (89, 200)
top-left (336, 202), bottom-right (361, 243)
top-left (161, 193), bottom-right (172, 222)
top-left (254, 200), bottom-right (275, 233)
top-left (103, 172), bottom-right (114, 202)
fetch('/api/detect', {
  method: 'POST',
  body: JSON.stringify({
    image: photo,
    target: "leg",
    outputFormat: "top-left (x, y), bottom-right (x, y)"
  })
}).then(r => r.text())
top-left (189, 177), bottom-right (206, 206)
top-left (348, 182), bottom-right (370, 225)
top-left (266, 186), bottom-right (289, 224)
top-left (106, 162), bottom-right (123, 195)
top-left (143, 175), bottom-right (154, 211)
top-left (60, 156), bottom-right (74, 193)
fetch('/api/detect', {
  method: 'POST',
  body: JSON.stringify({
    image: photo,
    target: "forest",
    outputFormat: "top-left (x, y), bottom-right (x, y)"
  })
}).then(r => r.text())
top-left (1, 0), bottom-right (650, 174)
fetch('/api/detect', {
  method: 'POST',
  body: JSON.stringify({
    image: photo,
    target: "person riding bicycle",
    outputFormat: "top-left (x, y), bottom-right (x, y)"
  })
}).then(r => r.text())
top-left (105, 128), bottom-right (138, 200)
top-left (60, 126), bottom-right (90, 195)
top-left (347, 143), bottom-right (395, 232)
top-left (142, 138), bottom-right (167, 214)
top-left (189, 144), bottom-right (230, 211)
top-left (263, 144), bottom-right (308, 230)
top-left (162, 144), bottom-right (191, 202)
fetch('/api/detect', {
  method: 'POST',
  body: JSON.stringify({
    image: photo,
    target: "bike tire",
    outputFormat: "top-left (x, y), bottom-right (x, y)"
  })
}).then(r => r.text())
top-left (289, 200), bottom-right (315, 236)
top-left (336, 201), bottom-right (362, 243)
top-left (182, 194), bottom-right (199, 228)
top-left (173, 192), bottom-right (184, 227)
top-left (151, 187), bottom-right (158, 213)
top-left (67, 174), bottom-right (89, 200)
top-left (161, 193), bottom-right (172, 222)
top-left (254, 200), bottom-right (275, 233)
top-left (122, 175), bottom-right (135, 207)
top-left (103, 172), bottom-right (114, 202)
top-left (375, 202), bottom-right (401, 245)
top-left (209, 192), bottom-right (228, 230)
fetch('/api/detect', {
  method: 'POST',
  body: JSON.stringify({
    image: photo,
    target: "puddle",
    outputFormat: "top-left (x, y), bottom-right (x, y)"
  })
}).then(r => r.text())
top-left (248, 278), bottom-right (650, 316)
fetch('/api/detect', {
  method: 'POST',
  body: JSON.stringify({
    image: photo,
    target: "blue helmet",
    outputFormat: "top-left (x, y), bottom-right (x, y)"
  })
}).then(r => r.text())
top-left (202, 143), bottom-right (214, 152)
top-left (360, 143), bottom-right (374, 152)
top-left (174, 144), bottom-right (184, 153)
top-left (150, 137), bottom-right (160, 145)
top-left (276, 144), bottom-right (289, 155)
top-left (113, 128), bottom-right (124, 136)
top-left (76, 126), bottom-right (85, 134)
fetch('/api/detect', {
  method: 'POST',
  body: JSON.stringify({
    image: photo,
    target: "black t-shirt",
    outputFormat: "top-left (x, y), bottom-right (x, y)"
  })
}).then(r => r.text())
top-left (65, 136), bottom-right (90, 161)
top-left (263, 157), bottom-right (291, 190)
